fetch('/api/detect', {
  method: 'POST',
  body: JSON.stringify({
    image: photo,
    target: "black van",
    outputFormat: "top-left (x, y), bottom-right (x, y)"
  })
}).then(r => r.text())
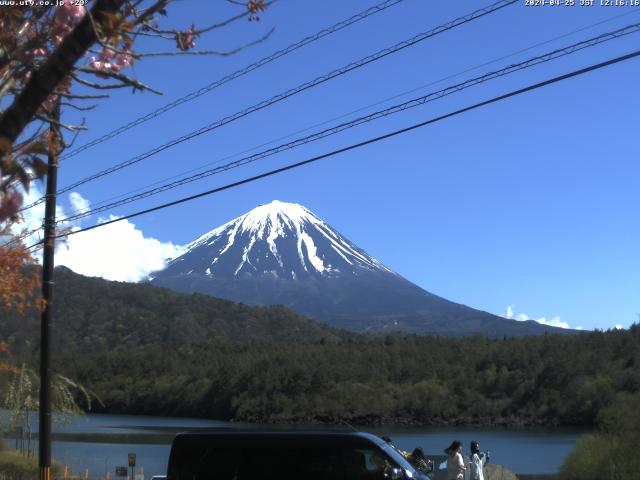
top-left (167, 431), bottom-right (430, 480)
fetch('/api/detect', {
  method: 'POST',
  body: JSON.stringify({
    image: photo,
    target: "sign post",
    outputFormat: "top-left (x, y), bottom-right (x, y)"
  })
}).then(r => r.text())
top-left (128, 453), bottom-right (136, 480)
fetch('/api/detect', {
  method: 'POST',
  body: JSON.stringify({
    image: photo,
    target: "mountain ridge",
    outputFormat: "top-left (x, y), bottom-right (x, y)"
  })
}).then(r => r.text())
top-left (151, 200), bottom-right (572, 337)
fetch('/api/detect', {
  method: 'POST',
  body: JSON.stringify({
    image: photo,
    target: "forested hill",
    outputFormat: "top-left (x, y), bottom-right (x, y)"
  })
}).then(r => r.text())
top-left (59, 325), bottom-right (640, 427)
top-left (0, 267), bottom-right (346, 356)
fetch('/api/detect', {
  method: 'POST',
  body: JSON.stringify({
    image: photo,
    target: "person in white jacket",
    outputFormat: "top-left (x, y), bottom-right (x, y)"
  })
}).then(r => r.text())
top-left (445, 440), bottom-right (465, 480)
top-left (470, 440), bottom-right (486, 480)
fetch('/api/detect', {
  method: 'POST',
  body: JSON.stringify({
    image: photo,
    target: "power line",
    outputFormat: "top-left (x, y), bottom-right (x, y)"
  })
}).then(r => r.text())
top-left (66, 8), bottom-right (640, 220)
top-left (12, 18), bottom-right (639, 249)
top-left (35, 48), bottom-right (639, 248)
top-left (58, 0), bottom-right (406, 163)
top-left (17, 0), bottom-right (405, 214)
top-left (16, 20), bottom-right (640, 244)
top-left (55, 22), bottom-right (640, 225)
top-left (36, 0), bottom-right (517, 206)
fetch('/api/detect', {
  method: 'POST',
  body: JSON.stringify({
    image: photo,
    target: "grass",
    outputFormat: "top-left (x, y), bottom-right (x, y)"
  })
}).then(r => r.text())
top-left (0, 449), bottom-right (66, 480)
top-left (0, 449), bottom-right (40, 479)
top-left (517, 475), bottom-right (558, 480)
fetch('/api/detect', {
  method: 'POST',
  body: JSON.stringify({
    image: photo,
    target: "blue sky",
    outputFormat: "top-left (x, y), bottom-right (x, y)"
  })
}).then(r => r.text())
top-left (25, 0), bottom-right (640, 330)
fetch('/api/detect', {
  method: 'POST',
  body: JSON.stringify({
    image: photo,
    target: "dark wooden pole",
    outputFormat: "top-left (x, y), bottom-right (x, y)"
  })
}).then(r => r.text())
top-left (39, 102), bottom-right (60, 480)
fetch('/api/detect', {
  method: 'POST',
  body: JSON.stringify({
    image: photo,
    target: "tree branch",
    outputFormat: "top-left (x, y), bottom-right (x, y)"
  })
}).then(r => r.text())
top-left (57, 91), bottom-right (110, 100)
top-left (60, 101), bottom-right (98, 112)
top-left (35, 113), bottom-right (87, 133)
top-left (0, 0), bottom-right (127, 144)
top-left (138, 27), bottom-right (274, 57)
top-left (75, 67), bottom-right (162, 94)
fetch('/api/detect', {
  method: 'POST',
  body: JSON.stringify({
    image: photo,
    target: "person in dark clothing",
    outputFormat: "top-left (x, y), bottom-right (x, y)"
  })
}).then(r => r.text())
top-left (406, 447), bottom-right (433, 474)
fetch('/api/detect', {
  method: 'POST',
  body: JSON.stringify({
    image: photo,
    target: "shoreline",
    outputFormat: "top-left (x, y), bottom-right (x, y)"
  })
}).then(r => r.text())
top-left (86, 408), bottom-right (594, 430)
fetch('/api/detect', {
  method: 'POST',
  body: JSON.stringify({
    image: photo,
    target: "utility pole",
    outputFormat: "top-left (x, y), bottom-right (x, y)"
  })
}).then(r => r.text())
top-left (39, 101), bottom-right (60, 480)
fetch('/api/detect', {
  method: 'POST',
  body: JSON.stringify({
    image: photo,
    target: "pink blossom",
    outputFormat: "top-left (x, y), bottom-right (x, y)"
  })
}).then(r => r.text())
top-left (15, 46), bottom-right (49, 70)
top-left (101, 47), bottom-right (117, 60)
top-left (91, 49), bottom-right (133, 77)
top-left (54, 4), bottom-right (86, 27)
top-left (32, 47), bottom-right (48, 57)
top-left (115, 52), bottom-right (133, 68)
top-left (51, 33), bottom-right (65, 47)
top-left (51, 4), bottom-right (86, 47)
top-left (90, 58), bottom-right (111, 78)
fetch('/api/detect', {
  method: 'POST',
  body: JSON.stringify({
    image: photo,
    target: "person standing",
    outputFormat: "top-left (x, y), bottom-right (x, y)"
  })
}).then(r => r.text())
top-left (406, 447), bottom-right (432, 474)
top-left (470, 441), bottom-right (486, 480)
top-left (445, 440), bottom-right (465, 480)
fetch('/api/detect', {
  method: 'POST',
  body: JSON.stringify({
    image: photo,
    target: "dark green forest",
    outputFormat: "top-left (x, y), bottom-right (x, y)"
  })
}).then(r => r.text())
top-left (0, 267), bottom-right (346, 357)
top-left (56, 326), bottom-right (640, 427)
top-left (2, 268), bottom-right (639, 429)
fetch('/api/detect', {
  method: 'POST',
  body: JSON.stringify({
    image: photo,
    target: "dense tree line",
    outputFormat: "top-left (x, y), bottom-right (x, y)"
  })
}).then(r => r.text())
top-left (0, 267), bottom-right (345, 357)
top-left (54, 325), bottom-right (640, 427)
top-left (559, 390), bottom-right (640, 479)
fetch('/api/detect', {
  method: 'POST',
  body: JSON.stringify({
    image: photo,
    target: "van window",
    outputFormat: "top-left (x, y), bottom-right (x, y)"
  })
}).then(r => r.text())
top-left (171, 447), bottom-right (241, 480)
top-left (170, 444), bottom-right (402, 480)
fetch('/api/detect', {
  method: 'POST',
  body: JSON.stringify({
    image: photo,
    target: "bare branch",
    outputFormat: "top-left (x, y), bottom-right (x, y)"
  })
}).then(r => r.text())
top-left (131, 29), bottom-right (174, 40)
top-left (138, 27), bottom-right (274, 57)
top-left (144, 0), bottom-right (274, 36)
top-left (63, 122), bottom-right (85, 150)
top-left (70, 73), bottom-right (127, 90)
top-left (134, 0), bottom-right (172, 26)
top-left (57, 90), bottom-right (110, 100)
top-left (199, 0), bottom-right (275, 33)
top-left (35, 113), bottom-right (88, 133)
top-left (60, 101), bottom-right (98, 112)
top-left (75, 67), bottom-right (162, 94)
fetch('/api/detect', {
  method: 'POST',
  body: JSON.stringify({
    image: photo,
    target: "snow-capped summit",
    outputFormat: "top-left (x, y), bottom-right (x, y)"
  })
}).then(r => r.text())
top-left (172, 200), bottom-right (391, 280)
top-left (151, 201), bottom-right (569, 337)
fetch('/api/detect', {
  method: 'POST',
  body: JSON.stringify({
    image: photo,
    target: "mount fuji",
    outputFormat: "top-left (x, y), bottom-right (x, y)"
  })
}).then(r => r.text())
top-left (151, 201), bottom-right (568, 337)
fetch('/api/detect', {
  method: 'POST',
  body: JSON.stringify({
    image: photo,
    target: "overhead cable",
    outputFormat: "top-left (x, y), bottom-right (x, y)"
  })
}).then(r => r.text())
top-left (46, 0), bottom-right (518, 201)
top-left (56, 22), bottom-right (640, 225)
top-left (58, 0), bottom-right (406, 162)
top-left (69, 8), bottom-right (640, 218)
top-left (28, 48), bottom-right (637, 249)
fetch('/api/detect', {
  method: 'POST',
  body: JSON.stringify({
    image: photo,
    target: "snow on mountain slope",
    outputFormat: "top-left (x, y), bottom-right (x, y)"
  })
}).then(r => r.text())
top-left (151, 201), bottom-right (573, 337)
top-left (165, 200), bottom-right (392, 280)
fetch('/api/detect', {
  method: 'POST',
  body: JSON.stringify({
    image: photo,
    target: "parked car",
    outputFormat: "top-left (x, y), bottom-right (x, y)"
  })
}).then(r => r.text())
top-left (167, 430), bottom-right (431, 480)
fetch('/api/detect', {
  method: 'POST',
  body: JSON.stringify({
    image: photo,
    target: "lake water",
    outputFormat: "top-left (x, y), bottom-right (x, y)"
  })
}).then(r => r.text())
top-left (4, 413), bottom-right (587, 477)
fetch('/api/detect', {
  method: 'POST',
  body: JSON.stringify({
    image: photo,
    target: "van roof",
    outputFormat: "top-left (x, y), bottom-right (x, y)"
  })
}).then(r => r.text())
top-left (172, 430), bottom-right (385, 444)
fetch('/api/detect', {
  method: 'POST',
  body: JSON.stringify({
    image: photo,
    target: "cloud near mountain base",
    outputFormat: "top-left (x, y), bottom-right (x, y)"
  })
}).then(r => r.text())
top-left (504, 305), bottom-right (570, 329)
top-left (12, 187), bottom-right (182, 282)
top-left (55, 214), bottom-right (183, 282)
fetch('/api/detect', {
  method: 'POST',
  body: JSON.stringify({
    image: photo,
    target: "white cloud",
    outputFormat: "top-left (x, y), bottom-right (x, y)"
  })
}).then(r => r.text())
top-left (613, 324), bottom-right (624, 330)
top-left (503, 305), bottom-right (572, 329)
top-left (505, 305), bottom-right (514, 319)
top-left (68, 192), bottom-right (91, 215)
top-left (536, 315), bottom-right (570, 329)
top-left (9, 188), bottom-right (182, 282)
top-left (55, 214), bottom-right (183, 282)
